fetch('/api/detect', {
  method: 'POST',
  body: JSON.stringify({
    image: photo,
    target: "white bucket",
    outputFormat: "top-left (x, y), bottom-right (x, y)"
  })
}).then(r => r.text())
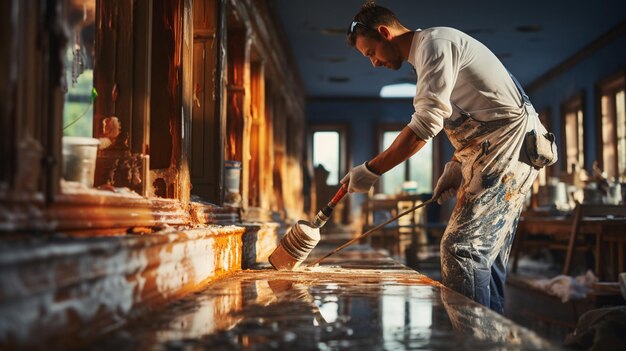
top-left (224, 160), bottom-right (242, 193)
top-left (62, 136), bottom-right (99, 187)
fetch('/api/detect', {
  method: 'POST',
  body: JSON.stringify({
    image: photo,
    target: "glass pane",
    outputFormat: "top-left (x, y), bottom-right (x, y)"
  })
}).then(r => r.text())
top-left (382, 164), bottom-right (406, 194)
top-left (565, 110), bottom-right (581, 173)
top-left (601, 95), bottom-right (616, 178)
top-left (616, 90), bottom-right (626, 178)
top-left (313, 131), bottom-right (340, 185)
top-left (381, 131), bottom-right (405, 194)
top-left (409, 141), bottom-right (433, 193)
top-left (63, 68), bottom-right (94, 137)
top-left (577, 109), bottom-right (584, 168)
top-left (380, 131), bottom-right (433, 194)
top-left (63, 0), bottom-right (96, 137)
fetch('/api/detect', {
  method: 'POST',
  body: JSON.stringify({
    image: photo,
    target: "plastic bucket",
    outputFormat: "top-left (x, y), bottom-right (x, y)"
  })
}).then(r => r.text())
top-left (224, 160), bottom-right (242, 193)
top-left (62, 136), bottom-right (99, 187)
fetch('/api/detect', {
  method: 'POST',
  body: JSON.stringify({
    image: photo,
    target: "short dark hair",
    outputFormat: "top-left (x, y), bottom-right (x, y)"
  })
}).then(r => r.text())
top-left (346, 1), bottom-right (401, 47)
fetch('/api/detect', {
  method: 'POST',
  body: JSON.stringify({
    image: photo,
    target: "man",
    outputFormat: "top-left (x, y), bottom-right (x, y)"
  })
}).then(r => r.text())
top-left (341, 1), bottom-right (554, 314)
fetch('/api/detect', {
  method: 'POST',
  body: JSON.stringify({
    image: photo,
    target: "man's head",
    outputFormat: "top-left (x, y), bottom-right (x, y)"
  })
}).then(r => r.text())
top-left (347, 1), bottom-right (406, 70)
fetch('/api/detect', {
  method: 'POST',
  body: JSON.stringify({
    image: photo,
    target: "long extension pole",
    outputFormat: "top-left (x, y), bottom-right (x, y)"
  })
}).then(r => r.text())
top-left (308, 197), bottom-right (436, 267)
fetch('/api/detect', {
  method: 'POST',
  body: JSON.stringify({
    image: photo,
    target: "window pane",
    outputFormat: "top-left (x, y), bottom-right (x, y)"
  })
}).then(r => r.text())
top-left (380, 131), bottom-right (433, 194)
top-left (409, 140), bottom-right (433, 193)
top-left (564, 109), bottom-right (583, 173)
top-left (382, 164), bottom-right (406, 194)
top-left (313, 131), bottom-right (340, 185)
top-left (617, 90), bottom-right (626, 177)
top-left (381, 131), bottom-right (405, 194)
top-left (63, 2), bottom-right (96, 138)
top-left (63, 68), bottom-right (94, 137)
top-left (601, 95), bottom-right (616, 178)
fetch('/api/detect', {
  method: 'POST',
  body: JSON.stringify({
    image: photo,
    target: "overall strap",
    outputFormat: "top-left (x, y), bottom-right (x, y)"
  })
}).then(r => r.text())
top-left (508, 71), bottom-right (530, 105)
top-left (451, 101), bottom-right (471, 118)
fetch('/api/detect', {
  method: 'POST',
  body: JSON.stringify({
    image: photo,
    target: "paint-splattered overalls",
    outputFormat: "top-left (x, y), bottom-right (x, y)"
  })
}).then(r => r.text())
top-left (440, 74), bottom-right (545, 314)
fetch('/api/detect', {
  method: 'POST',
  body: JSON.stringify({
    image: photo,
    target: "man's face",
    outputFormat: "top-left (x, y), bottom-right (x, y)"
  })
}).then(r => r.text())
top-left (355, 35), bottom-right (403, 70)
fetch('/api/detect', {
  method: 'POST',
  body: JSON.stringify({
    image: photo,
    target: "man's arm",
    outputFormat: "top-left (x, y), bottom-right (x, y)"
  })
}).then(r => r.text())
top-left (367, 126), bottom-right (427, 175)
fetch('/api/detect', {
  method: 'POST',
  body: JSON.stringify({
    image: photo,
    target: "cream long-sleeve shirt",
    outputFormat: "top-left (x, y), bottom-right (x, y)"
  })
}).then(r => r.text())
top-left (407, 27), bottom-right (525, 141)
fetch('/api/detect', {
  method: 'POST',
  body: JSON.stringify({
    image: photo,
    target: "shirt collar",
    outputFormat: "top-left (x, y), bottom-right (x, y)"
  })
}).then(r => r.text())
top-left (407, 29), bottom-right (422, 67)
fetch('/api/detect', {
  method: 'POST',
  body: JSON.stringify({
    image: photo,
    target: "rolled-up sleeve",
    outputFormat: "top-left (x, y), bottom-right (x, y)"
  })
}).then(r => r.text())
top-left (407, 38), bottom-right (460, 141)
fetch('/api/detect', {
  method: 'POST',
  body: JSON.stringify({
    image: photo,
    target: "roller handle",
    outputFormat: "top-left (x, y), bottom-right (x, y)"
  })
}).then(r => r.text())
top-left (312, 184), bottom-right (348, 228)
top-left (326, 184), bottom-right (348, 209)
top-left (309, 197), bottom-right (436, 267)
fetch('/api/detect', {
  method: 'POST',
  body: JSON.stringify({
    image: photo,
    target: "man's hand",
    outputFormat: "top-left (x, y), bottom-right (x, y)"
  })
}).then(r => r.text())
top-left (433, 160), bottom-right (462, 204)
top-left (341, 162), bottom-right (380, 193)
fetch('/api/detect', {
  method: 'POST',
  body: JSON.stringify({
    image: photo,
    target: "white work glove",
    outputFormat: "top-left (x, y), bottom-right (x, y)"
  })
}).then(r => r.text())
top-left (341, 162), bottom-right (380, 193)
top-left (433, 160), bottom-right (462, 205)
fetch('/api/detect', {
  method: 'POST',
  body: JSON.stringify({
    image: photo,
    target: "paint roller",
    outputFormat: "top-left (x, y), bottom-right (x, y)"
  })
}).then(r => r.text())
top-left (268, 184), bottom-right (348, 270)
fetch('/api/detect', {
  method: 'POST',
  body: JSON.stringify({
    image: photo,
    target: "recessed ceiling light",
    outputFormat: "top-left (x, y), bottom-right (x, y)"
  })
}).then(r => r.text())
top-left (379, 83), bottom-right (415, 98)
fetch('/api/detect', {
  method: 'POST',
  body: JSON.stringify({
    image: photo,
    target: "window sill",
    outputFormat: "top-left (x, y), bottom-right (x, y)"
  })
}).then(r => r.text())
top-left (0, 183), bottom-right (241, 235)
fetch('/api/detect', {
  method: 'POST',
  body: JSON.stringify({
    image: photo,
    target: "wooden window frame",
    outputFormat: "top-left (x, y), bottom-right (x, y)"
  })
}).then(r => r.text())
top-left (595, 70), bottom-right (626, 180)
top-left (0, 0), bottom-right (202, 235)
top-left (309, 123), bottom-right (351, 224)
top-left (560, 92), bottom-right (585, 173)
top-left (309, 124), bottom-right (351, 186)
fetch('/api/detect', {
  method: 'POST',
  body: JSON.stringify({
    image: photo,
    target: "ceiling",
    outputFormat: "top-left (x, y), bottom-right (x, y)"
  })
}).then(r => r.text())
top-left (271, 0), bottom-right (626, 98)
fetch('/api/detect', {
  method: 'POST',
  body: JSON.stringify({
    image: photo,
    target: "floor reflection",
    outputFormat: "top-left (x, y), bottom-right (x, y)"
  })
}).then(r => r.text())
top-left (91, 260), bottom-right (556, 350)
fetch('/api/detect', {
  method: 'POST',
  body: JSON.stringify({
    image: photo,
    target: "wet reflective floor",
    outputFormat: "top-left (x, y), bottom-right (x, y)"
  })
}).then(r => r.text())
top-left (91, 246), bottom-right (558, 350)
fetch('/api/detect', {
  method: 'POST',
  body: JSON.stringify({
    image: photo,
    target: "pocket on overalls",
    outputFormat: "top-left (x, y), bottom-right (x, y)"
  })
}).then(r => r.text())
top-left (522, 104), bottom-right (558, 170)
top-left (524, 129), bottom-right (558, 169)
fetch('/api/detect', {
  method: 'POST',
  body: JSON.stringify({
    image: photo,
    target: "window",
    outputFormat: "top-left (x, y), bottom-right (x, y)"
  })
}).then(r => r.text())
top-left (378, 125), bottom-right (433, 195)
top-left (62, 1), bottom-right (96, 138)
top-left (312, 131), bottom-right (341, 185)
top-left (598, 73), bottom-right (626, 180)
top-left (310, 124), bottom-right (350, 224)
top-left (561, 93), bottom-right (585, 173)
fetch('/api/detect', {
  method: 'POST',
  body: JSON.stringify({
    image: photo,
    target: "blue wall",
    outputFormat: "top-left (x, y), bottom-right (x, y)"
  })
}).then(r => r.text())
top-left (527, 30), bottom-right (626, 172)
top-left (308, 99), bottom-right (414, 166)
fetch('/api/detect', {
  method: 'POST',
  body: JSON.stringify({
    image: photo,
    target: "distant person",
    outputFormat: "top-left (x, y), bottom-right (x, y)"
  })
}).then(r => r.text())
top-left (340, 1), bottom-right (556, 314)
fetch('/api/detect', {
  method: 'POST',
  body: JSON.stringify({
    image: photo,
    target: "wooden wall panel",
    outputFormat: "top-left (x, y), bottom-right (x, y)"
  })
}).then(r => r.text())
top-left (0, 0), bottom-right (18, 187)
top-left (191, 0), bottom-right (222, 202)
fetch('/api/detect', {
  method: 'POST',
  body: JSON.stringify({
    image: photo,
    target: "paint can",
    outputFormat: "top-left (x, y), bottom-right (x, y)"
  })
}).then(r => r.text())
top-left (269, 220), bottom-right (320, 270)
top-left (224, 160), bottom-right (242, 206)
top-left (62, 136), bottom-right (99, 187)
top-left (224, 160), bottom-right (242, 193)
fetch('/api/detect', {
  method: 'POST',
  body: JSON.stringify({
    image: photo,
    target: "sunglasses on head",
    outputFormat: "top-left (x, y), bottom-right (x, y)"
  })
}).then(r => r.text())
top-left (349, 21), bottom-right (366, 33)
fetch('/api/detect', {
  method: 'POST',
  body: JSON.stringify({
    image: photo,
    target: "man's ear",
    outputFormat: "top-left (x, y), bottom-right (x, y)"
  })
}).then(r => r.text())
top-left (378, 25), bottom-right (392, 40)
